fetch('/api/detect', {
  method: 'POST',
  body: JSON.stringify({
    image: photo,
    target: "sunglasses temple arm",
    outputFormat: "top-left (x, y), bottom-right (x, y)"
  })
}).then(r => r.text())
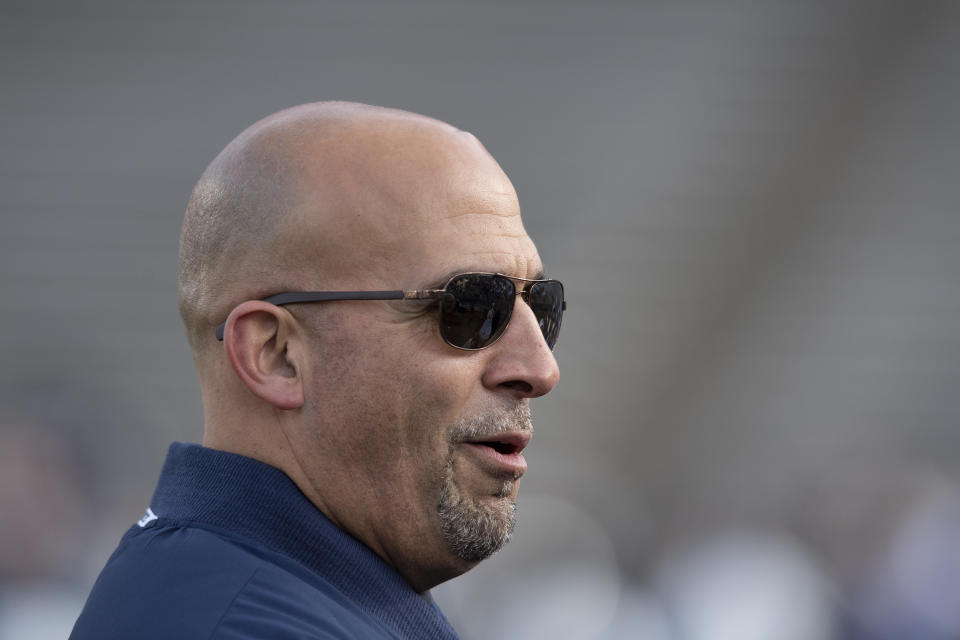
top-left (215, 290), bottom-right (412, 341)
top-left (403, 289), bottom-right (447, 300)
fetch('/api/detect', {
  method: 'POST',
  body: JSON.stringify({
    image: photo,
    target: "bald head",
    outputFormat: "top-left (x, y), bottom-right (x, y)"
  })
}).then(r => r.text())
top-left (176, 102), bottom-right (558, 593)
top-left (178, 101), bottom-right (521, 356)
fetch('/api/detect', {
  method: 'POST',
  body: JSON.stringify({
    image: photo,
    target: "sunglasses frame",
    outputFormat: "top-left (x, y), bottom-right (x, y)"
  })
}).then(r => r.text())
top-left (214, 272), bottom-right (565, 350)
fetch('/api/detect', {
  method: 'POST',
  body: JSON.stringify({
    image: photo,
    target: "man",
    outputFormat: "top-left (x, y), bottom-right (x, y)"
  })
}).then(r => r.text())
top-left (70, 102), bottom-right (563, 639)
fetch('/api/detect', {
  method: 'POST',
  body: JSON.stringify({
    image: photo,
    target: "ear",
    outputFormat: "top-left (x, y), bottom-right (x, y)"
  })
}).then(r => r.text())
top-left (222, 300), bottom-right (305, 411)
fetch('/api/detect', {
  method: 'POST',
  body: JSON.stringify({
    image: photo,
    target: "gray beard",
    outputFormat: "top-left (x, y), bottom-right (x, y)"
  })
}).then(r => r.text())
top-left (437, 405), bottom-right (532, 563)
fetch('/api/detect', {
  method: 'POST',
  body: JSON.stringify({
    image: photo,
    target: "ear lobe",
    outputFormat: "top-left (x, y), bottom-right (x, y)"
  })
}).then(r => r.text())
top-left (222, 300), bottom-right (305, 411)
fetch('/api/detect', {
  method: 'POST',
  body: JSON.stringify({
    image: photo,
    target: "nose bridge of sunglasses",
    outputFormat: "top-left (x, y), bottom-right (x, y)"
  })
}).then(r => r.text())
top-left (515, 278), bottom-right (545, 306)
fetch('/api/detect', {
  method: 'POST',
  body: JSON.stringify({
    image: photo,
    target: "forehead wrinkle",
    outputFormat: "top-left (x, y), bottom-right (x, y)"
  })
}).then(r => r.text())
top-left (438, 208), bottom-right (524, 234)
top-left (433, 250), bottom-right (542, 282)
top-left (443, 210), bottom-right (519, 221)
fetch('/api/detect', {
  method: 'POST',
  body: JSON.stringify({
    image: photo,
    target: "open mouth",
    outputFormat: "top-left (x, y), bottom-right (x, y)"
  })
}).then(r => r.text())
top-left (476, 440), bottom-right (522, 455)
top-left (466, 431), bottom-right (530, 454)
top-left (463, 438), bottom-right (529, 476)
top-left (462, 432), bottom-right (531, 477)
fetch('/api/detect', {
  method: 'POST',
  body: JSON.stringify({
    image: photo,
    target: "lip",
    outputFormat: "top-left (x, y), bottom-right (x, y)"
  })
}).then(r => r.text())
top-left (461, 432), bottom-right (531, 476)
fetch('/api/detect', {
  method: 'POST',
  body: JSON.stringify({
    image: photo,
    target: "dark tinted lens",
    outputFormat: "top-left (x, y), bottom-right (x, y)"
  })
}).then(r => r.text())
top-left (439, 274), bottom-right (516, 349)
top-left (528, 280), bottom-right (564, 349)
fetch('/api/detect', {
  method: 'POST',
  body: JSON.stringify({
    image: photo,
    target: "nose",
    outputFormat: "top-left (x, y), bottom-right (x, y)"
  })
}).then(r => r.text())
top-left (481, 298), bottom-right (560, 398)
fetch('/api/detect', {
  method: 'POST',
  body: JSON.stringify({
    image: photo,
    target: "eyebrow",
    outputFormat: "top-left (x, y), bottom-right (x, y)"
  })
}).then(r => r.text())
top-left (427, 268), bottom-right (547, 290)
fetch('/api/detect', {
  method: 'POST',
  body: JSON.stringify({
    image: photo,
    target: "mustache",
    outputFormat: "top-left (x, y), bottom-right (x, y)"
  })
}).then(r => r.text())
top-left (449, 404), bottom-right (533, 443)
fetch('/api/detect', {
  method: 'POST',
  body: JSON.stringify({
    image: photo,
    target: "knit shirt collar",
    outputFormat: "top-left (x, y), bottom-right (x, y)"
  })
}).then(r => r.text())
top-left (149, 442), bottom-right (459, 639)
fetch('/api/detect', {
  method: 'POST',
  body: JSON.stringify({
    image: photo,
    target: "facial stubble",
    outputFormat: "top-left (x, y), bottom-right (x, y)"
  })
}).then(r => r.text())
top-left (437, 405), bottom-right (532, 563)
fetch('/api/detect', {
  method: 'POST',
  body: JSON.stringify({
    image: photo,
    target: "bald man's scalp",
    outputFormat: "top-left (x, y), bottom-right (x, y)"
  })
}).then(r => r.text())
top-left (181, 104), bottom-right (417, 350)
top-left (177, 101), bottom-right (511, 359)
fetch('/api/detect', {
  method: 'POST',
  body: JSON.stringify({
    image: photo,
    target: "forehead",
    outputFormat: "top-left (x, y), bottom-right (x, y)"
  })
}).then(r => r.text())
top-left (421, 212), bottom-right (543, 285)
top-left (290, 120), bottom-right (544, 288)
top-left (397, 165), bottom-right (543, 287)
top-left (394, 127), bottom-right (542, 283)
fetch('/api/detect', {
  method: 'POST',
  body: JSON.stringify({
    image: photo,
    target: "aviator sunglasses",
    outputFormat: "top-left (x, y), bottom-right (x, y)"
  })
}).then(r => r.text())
top-left (215, 272), bottom-right (565, 351)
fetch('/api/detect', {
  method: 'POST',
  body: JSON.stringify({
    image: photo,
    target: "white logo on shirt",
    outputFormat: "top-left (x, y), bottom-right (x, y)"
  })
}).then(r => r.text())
top-left (137, 507), bottom-right (158, 528)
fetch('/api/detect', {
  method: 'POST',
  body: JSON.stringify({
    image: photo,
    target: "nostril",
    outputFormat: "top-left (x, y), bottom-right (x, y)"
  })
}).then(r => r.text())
top-left (501, 380), bottom-right (533, 394)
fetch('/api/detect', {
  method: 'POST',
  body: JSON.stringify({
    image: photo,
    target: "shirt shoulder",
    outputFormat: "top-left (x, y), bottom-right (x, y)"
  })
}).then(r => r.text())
top-left (70, 522), bottom-right (400, 640)
top-left (209, 562), bottom-right (398, 639)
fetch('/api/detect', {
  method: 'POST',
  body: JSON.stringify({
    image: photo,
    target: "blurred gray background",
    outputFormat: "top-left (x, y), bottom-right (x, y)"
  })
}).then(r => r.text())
top-left (2, 1), bottom-right (959, 638)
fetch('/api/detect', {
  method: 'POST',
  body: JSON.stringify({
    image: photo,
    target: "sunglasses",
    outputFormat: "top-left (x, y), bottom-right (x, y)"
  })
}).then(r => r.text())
top-left (215, 272), bottom-right (565, 351)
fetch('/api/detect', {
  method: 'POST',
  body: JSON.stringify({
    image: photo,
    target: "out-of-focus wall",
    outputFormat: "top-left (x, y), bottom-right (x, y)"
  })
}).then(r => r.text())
top-left (2, 2), bottom-right (959, 638)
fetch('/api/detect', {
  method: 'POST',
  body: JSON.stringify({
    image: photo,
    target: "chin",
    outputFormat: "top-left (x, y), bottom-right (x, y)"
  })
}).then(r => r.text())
top-left (437, 475), bottom-right (517, 564)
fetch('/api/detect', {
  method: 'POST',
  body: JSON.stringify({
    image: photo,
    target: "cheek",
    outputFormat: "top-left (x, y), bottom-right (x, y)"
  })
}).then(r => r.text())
top-left (301, 317), bottom-right (475, 472)
top-left (300, 302), bottom-right (494, 492)
top-left (304, 340), bottom-right (405, 460)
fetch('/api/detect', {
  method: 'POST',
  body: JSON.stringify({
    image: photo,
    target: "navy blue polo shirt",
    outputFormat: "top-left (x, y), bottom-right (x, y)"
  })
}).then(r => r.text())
top-left (70, 443), bottom-right (459, 639)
